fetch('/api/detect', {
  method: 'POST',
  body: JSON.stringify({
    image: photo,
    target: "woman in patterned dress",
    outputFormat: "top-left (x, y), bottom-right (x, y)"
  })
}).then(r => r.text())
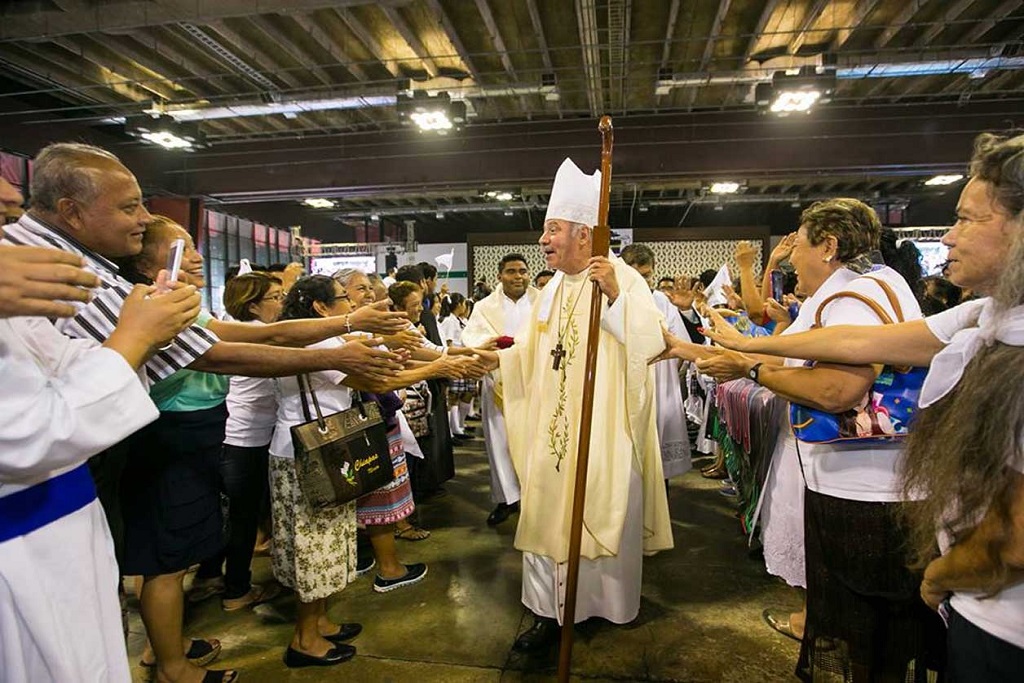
top-left (271, 276), bottom-right (472, 668)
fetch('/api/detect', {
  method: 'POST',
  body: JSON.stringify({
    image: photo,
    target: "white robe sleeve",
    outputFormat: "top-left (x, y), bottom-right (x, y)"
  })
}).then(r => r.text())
top-left (0, 321), bottom-right (159, 483)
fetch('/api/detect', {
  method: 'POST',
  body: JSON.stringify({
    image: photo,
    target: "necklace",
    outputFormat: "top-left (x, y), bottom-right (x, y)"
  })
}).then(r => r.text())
top-left (551, 271), bottom-right (589, 371)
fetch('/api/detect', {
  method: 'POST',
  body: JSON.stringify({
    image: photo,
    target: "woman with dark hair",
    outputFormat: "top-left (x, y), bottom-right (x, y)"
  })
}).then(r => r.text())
top-left (269, 275), bottom-right (471, 667)
top-left (880, 228), bottom-right (926, 305)
top-left (667, 198), bottom-right (940, 681)
top-left (697, 132), bottom-right (1024, 680)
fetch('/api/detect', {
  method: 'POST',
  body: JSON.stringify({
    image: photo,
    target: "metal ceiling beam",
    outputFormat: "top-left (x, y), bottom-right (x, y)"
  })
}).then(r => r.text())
top-left (658, 0), bottom-right (681, 74)
top-left (0, 0), bottom-right (397, 42)
top-left (335, 8), bottom-right (400, 78)
top-left (130, 27), bottom-right (249, 95)
top-left (874, 0), bottom-right (934, 50)
top-left (0, 49), bottom-right (128, 107)
top-left (575, 0), bottom-right (603, 117)
top-left (46, 35), bottom-right (181, 102)
top-left (247, 15), bottom-right (332, 86)
top-left (688, 0), bottom-right (733, 111)
top-left (607, 0), bottom-right (632, 112)
top-left (474, 0), bottom-right (518, 82)
top-left (961, 0), bottom-right (1024, 44)
top-left (913, 0), bottom-right (974, 48)
top-left (103, 33), bottom-right (226, 99)
top-left (525, 0), bottom-right (555, 72)
top-left (379, 5), bottom-right (439, 78)
top-left (422, 0), bottom-right (480, 81)
top-left (9, 42), bottom-right (153, 104)
top-left (833, 0), bottom-right (883, 51)
top-left (205, 20), bottom-right (307, 91)
top-left (742, 0), bottom-right (782, 64)
top-left (287, 13), bottom-right (369, 82)
top-left (789, 0), bottom-right (831, 55)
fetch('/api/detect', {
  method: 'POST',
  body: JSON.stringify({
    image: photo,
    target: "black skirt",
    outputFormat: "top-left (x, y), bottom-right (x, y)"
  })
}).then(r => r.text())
top-left (797, 488), bottom-right (947, 683)
top-left (121, 403), bottom-right (228, 576)
top-left (409, 378), bottom-right (455, 495)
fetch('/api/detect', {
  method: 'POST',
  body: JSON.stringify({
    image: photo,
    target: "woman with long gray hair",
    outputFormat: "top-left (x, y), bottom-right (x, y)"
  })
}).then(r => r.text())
top-left (694, 132), bottom-right (1024, 680)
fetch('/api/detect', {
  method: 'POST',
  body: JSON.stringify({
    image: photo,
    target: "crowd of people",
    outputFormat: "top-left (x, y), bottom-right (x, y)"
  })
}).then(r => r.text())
top-left (0, 131), bottom-right (1021, 683)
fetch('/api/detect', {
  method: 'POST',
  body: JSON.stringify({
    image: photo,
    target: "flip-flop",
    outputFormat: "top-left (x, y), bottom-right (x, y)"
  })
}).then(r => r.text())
top-left (139, 638), bottom-right (222, 678)
top-left (762, 608), bottom-right (802, 642)
top-left (394, 526), bottom-right (431, 541)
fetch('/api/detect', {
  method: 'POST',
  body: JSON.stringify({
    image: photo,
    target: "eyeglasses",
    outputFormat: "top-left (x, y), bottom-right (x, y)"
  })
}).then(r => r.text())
top-left (261, 292), bottom-right (284, 302)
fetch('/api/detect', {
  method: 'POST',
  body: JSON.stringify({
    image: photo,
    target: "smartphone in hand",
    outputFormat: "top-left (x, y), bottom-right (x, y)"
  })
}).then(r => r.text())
top-left (769, 269), bottom-right (785, 302)
top-left (157, 238), bottom-right (186, 293)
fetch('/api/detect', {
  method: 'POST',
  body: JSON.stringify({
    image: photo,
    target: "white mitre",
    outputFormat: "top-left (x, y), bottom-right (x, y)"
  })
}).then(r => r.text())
top-left (544, 157), bottom-right (601, 227)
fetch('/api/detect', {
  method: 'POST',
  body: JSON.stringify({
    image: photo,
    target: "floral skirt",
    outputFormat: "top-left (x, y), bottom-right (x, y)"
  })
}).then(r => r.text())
top-left (356, 427), bottom-right (414, 526)
top-left (269, 455), bottom-right (357, 602)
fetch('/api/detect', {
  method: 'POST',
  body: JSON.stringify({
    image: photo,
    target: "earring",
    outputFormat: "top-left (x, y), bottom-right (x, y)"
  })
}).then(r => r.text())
top-left (823, 256), bottom-right (832, 263)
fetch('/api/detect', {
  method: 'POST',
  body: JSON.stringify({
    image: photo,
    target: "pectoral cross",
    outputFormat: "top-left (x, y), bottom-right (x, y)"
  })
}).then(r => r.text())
top-left (551, 342), bottom-right (565, 371)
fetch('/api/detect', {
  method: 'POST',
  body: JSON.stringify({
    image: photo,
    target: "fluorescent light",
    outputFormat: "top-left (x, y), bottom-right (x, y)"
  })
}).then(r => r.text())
top-left (302, 198), bottom-right (336, 209)
top-left (924, 174), bottom-right (965, 186)
top-left (410, 110), bottom-right (453, 131)
top-left (503, 209), bottom-right (514, 216)
top-left (770, 89), bottom-right (822, 113)
top-left (140, 131), bottom-right (194, 150)
top-left (710, 181), bottom-right (741, 194)
top-left (495, 191), bottom-right (513, 201)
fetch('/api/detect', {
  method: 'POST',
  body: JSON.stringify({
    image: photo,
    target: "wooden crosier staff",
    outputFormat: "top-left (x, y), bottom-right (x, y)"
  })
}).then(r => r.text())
top-left (556, 115), bottom-right (613, 683)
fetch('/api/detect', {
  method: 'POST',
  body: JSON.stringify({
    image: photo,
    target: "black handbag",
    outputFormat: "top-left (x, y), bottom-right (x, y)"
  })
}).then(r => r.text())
top-left (291, 374), bottom-right (395, 509)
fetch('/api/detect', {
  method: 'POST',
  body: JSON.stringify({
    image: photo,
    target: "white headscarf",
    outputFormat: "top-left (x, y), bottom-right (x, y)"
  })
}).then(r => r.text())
top-left (920, 299), bottom-right (1024, 407)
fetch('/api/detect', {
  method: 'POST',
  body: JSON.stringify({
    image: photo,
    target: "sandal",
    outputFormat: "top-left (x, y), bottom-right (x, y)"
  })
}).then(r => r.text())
top-left (222, 582), bottom-right (282, 612)
top-left (140, 639), bottom-right (222, 678)
top-left (394, 525), bottom-right (431, 541)
top-left (762, 608), bottom-right (802, 642)
top-left (202, 671), bottom-right (239, 682)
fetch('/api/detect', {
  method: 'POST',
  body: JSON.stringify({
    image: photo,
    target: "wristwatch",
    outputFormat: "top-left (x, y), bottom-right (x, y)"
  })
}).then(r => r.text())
top-left (747, 362), bottom-right (764, 383)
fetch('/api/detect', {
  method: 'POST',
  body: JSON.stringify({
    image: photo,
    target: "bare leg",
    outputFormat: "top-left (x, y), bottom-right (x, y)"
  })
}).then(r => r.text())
top-left (142, 571), bottom-right (223, 683)
top-left (366, 524), bottom-right (406, 578)
top-left (292, 597), bottom-right (333, 657)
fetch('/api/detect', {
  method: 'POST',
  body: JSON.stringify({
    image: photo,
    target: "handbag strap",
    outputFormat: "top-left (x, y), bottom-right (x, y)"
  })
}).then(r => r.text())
top-left (814, 275), bottom-right (905, 328)
top-left (296, 374), bottom-right (327, 429)
top-left (862, 276), bottom-right (905, 323)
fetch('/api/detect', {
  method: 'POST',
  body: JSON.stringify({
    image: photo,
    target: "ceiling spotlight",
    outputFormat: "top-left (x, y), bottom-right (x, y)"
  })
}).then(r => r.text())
top-left (638, 204), bottom-right (649, 213)
top-left (770, 89), bottom-right (821, 114)
top-left (503, 209), bottom-right (514, 217)
top-left (755, 67), bottom-right (836, 117)
top-left (485, 191), bottom-right (499, 198)
top-left (710, 181), bottom-right (741, 195)
top-left (435, 211), bottom-right (444, 220)
top-left (302, 198), bottom-right (336, 209)
top-left (495, 191), bottom-right (513, 201)
top-left (124, 114), bottom-right (206, 151)
top-left (924, 174), bottom-right (965, 186)
top-left (370, 213), bottom-right (380, 221)
top-left (410, 110), bottom-right (453, 132)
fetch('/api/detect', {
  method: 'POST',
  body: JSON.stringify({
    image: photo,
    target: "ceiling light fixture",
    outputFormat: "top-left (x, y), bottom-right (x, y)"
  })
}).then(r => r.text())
top-left (124, 114), bottom-right (206, 151)
top-left (504, 209), bottom-right (514, 217)
top-left (435, 211), bottom-right (444, 220)
top-left (302, 198), bottom-right (337, 209)
top-left (710, 181), bottom-right (741, 194)
top-left (410, 110), bottom-right (453, 132)
top-left (770, 89), bottom-right (821, 114)
top-left (755, 67), bottom-right (836, 117)
top-left (396, 92), bottom-right (466, 135)
top-left (495, 191), bottom-right (513, 201)
top-left (924, 174), bottom-right (965, 186)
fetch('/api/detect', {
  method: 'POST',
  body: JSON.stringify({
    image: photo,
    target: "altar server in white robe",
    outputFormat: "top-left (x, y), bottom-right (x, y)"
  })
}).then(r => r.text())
top-left (461, 252), bottom-right (539, 525)
top-left (619, 243), bottom-right (692, 479)
top-left (476, 159), bottom-right (673, 653)
top-left (0, 191), bottom-right (202, 682)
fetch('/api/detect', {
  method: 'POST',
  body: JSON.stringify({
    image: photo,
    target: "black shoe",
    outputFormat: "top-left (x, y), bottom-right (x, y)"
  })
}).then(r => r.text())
top-left (283, 644), bottom-right (356, 668)
top-left (373, 562), bottom-right (428, 593)
top-left (355, 555), bottom-right (375, 577)
top-left (513, 617), bottom-right (560, 653)
top-left (452, 433), bottom-right (473, 442)
top-left (463, 426), bottom-right (477, 434)
top-left (487, 501), bottom-right (520, 526)
top-left (324, 622), bottom-right (362, 643)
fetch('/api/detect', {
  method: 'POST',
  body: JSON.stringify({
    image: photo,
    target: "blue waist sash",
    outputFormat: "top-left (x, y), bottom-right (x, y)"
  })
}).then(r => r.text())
top-left (0, 463), bottom-right (97, 544)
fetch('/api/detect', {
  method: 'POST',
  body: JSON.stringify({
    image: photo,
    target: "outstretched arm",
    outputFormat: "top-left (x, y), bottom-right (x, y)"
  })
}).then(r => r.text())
top-left (705, 307), bottom-right (945, 368)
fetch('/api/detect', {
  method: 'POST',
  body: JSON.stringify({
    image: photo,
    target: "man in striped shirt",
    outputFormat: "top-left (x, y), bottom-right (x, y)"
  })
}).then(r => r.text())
top-left (2, 142), bottom-right (407, 682)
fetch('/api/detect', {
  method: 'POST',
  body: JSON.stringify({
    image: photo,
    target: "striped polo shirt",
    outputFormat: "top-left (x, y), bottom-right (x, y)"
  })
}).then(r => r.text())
top-left (2, 213), bottom-right (219, 384)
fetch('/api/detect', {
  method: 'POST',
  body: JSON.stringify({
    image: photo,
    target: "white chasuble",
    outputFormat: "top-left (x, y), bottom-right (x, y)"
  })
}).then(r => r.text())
top-left (499, 255), bottom-right (673, 622)
top-left (462, 286), bottom-right (539, 504)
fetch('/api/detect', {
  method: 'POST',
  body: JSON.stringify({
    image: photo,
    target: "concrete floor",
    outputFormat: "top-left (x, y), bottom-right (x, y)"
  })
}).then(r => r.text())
top-left (127, 430), bottom-right (802, 682)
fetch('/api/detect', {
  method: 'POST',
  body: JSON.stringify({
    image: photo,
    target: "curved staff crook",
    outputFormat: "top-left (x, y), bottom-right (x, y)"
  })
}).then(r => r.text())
top-left (557, 115), bottom-right (613, 682)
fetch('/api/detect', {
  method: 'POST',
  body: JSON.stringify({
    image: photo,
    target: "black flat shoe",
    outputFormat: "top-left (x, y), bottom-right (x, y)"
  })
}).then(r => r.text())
top-left (283, 644), bottom-right (356, 668)
top-left (512, 617), bottom-right (559, 653)
top-left (487, 503), bottom-right (511, 526)
top-left (324, 623), bottom-right (362, 643)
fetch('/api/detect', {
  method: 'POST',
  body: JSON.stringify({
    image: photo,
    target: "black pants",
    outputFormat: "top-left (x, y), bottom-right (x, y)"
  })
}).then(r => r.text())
top-left (87, 438), bottom-right (130, 567)
top-left (948, 607), bottom-right (1024, 682)
top-left (196, 443), bottom-right (270, 599)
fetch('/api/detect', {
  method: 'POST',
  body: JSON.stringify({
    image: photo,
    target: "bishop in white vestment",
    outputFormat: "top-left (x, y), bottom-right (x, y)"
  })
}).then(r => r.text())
top-left (461, 254), bottom-right (538, 524)
top-left (481, 159), bottom-right (673, 653)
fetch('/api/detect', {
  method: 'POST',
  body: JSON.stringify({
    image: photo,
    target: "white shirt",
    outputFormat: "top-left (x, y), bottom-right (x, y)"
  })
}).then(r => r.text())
top-left (0, 318), bottom-right (158, 492)
top-left (437, 315), bottom-right (466, 347)
top-left (502, 291), bottom-right (533, 337)
top-left (268, 337), bottom-right (353, 460)
top-left (926, 298), bottom-right (1024, 647)
top-left (788, 266), bottom-right (924, 502)
top-left (224, 320), bottom-right (278, 448)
